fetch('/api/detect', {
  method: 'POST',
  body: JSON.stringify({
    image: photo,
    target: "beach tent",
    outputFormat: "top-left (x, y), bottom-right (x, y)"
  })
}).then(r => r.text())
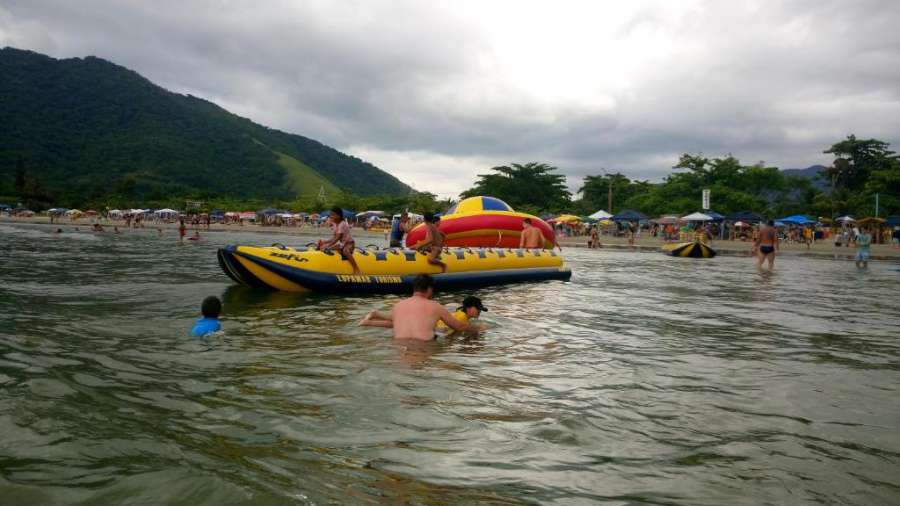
top-left (681, 212), bottom-right (713, 221)
top-left (155, 208), bottom-right (179, 218)
top-left (589, 210), bottom-right (612, 220)
top-left (108, 209), bottom-right (123, 218)
top-left (0, 204), bottom-right (10, 211)
top-left (725, 211), bottom-right (764, 222)
top-left (239, 211), bottom-right (256, 220)
top-left (886, 215), bottom-right (900, 227)
top-left (209, 209), bottom-right (225, 219)
top-left (318, 209), bottom-right (355, 219)
top-left (356, 210), bottom-right (386, 218)
top-left (612, 209), bottom-right (648, 222)
top-left (778, 215), bottom-right (814, 224)
top-left (706, 211), bottom-right (725, 221)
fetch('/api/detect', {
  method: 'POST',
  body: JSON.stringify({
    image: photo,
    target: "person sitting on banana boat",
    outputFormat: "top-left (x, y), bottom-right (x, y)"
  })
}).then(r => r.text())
top-left (318, 206), bottom-right (360, 275)
top-left (417, 212), bottom-right (447, 273)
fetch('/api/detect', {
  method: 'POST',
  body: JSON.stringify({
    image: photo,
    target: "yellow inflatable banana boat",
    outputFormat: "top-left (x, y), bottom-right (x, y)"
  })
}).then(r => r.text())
top-left (661, 241), bottom-right (717, 258)
top-left (218, 244), bottom-right (571, 293)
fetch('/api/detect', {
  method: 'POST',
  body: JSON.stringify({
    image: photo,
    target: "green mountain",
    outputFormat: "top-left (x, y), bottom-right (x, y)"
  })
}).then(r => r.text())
top-left (0, 47), bottom-right (410, 207)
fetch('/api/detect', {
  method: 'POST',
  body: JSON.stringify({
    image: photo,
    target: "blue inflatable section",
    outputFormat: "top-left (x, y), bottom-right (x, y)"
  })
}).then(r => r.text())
top-left (480, 196), bottom-right (513, 211)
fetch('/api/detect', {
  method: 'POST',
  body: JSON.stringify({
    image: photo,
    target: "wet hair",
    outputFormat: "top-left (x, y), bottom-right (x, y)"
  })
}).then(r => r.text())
top-left (330, 207), bottom-right (343, 221)
top-left (412, 274), bottom-right (434, 293)
top-left (423, 212), bottom-right (435, 223)
top-left (201, 296), bottom-right (222, 318)
top-left (523, 218), bottom-right (532, 225)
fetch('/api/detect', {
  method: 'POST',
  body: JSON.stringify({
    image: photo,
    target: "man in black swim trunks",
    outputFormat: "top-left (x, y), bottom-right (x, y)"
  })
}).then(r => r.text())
top-left (753, 220), bottom-right (779, 270)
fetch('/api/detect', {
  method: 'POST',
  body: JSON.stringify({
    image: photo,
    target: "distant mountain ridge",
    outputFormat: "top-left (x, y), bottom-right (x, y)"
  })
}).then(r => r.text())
top-left (0, 47), bottom-right (411, 205)
top-left (782, 165), bottom-right (829, 191)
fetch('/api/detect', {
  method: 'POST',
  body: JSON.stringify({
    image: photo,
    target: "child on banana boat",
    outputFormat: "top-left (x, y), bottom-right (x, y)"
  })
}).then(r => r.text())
top-left (416, 213), bottom-right (447, 273)
top-left (318, 206), bottom-right (360, 275)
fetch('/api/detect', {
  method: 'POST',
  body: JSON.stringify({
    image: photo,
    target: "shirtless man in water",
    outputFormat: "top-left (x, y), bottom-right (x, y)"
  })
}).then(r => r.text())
top-left (359, 275), bottom-right (477, 340)
top-left (753, 220), bottom-right (779, 270)
top-left (416, 213), bottom-right (447, 273)
top-left (520, 218), bottom-right (543, 248)
top-left (519, 218), bottom-right (561, 250)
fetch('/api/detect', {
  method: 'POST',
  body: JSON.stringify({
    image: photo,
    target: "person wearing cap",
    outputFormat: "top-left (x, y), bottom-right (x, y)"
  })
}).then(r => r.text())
top-left (435, 296), bottom-right (487, 333)
top-left (359, 275), bottom-right (481, 339)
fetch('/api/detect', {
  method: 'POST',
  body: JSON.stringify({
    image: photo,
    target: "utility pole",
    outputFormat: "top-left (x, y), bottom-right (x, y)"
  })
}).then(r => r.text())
top-left (600, 169), bottom-right (613, 213)
top-left (608, 180), bottom-right (613, 213)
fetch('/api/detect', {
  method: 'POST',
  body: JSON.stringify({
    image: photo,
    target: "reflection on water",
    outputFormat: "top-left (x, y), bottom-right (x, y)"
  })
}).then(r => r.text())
top-left (1, 223), bottom-right (899, 504)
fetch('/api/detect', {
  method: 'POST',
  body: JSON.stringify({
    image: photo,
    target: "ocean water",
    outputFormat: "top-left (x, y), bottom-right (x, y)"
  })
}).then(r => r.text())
top-left (1, 223), bottom-right (899, 505)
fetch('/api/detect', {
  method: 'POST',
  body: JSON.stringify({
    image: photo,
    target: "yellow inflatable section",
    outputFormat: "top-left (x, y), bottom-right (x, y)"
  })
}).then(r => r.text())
top-left (218, 244), bottom-right (571, 293)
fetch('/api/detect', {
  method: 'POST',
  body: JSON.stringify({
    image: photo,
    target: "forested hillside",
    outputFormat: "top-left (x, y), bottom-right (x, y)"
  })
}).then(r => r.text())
top-left (0, 47), bottom-right (410, 208)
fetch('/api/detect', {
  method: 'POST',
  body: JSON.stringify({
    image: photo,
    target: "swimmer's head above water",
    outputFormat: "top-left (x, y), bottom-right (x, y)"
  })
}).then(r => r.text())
top-left (412, 274), bottom-right (434, 298)
top-left (460, 295), bottom-right (488, 318)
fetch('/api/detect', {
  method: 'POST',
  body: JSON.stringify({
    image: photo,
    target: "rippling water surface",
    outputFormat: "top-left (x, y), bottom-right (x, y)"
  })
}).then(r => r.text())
top-left (1, 223), bottom-right (899, 505)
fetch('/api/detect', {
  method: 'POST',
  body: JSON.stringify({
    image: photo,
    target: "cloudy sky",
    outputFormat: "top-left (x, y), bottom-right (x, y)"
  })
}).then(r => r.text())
top-left (2, 0), bottom-right (898, 198)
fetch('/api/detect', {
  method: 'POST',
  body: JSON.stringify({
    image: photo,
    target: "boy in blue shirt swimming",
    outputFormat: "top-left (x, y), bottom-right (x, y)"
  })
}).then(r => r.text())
top-left (190, 296), bottom-right (222, 336)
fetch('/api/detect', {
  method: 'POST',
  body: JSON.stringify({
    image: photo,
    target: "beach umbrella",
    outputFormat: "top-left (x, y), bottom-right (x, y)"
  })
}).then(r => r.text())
top-left (612, 209), bottom-right (647, 222)
top-left (777, 214), bottom-right (814, 224)
top-left (836, 215), bottom-right (855, 223)
top-left (662, 241), bottom-right (717, 258)
top-left (856, 217), bottom-right (885, 226)
top-left (589, 209), bottom-right (612, 220)
top-left (555, 214), bottom-right (581, 223)
top-left (734, 221), bottom-right (750, 227)
top-left (655, 215), bottom-right (680, 225)
top-left (681, 212), bottom-right (713, 221)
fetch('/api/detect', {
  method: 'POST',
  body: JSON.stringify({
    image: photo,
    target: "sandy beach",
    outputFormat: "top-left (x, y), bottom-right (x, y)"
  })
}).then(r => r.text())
top-left (5, 214), bottom-right (899, 261)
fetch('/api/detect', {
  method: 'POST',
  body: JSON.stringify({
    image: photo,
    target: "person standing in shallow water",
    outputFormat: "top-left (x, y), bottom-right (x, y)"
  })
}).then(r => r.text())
top-left (520, 218), bottom-right (543, 249)
top-left (359, 275), bottom-right (478, 340)
top-left (855, 226), bottom-right (871, 269)
top-left (753, 220), bottom-right (779, 270)
top-left (178, 218), bottom-right (186, 243)
top-left (389, 211), bottom-right (410, 248)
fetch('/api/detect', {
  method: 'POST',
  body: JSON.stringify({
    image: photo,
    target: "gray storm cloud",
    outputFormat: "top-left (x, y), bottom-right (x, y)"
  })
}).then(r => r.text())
top-left (2, 0), bottom-right (898, 197)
